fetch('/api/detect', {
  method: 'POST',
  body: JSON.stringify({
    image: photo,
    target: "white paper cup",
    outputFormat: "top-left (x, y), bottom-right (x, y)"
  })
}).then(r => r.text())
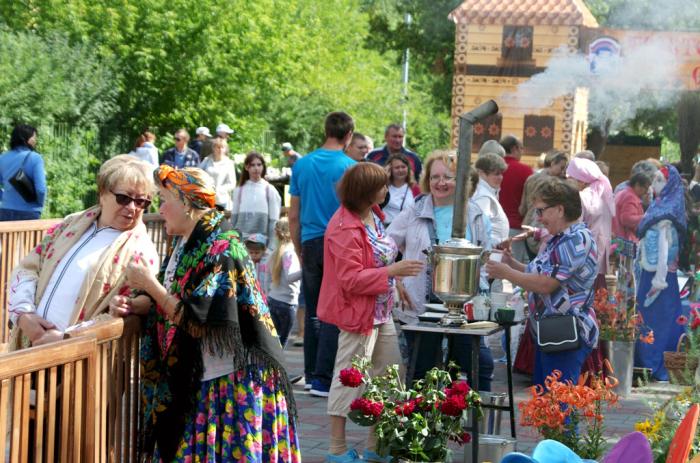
top-left (490, 291), bottom-right (510, 308)
top-left (489, 251), bottom-right (503, 262)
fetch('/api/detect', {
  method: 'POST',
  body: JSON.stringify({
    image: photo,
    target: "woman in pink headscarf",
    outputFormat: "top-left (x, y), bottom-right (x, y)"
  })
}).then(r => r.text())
top-left (567, 157), bottom-right (615, 282)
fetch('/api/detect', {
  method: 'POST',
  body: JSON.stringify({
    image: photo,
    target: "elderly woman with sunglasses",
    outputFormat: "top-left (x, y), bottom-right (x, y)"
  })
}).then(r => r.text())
top-left (485, 178), bottom-right (599, 387)
top-left (7, 155), bottom-right (159, 349)
top-left (112, 166), bottom-right (299, 462)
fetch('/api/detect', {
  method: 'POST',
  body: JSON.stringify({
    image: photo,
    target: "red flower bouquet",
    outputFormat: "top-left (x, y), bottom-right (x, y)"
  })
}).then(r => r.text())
top-left (342, 358), bottom-right (482, 462)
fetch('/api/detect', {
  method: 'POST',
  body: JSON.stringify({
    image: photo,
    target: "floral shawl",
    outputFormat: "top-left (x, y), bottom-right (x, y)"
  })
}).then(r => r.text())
top-left (140, 209), bottom-right (293, 461)
top-left (8, 205), bottom-right (158, 350)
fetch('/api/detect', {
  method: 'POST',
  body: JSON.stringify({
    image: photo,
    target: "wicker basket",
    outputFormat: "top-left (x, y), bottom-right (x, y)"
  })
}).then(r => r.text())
top-left (664, 334), bottom-right (699, 385)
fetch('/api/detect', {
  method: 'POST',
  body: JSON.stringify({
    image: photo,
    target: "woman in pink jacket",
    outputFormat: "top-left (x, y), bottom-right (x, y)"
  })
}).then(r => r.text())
top-left (318, 163), bottom-right (423, 463)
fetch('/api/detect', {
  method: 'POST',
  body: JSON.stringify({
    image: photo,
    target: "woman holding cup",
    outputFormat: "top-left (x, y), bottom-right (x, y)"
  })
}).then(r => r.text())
top-left (485, 178), bottom-right (599, 387)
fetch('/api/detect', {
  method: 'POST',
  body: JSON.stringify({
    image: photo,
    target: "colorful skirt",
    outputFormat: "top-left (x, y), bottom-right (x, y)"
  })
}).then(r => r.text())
top-left (154, 367), bottom-right (301, 463)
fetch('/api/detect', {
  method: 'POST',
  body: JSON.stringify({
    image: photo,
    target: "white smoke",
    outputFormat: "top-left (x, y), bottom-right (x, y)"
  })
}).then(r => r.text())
top-left (503, 37), bottom-right (682, 131)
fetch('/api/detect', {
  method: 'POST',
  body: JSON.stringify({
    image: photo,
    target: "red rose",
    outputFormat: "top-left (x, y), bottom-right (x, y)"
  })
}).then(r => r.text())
top-left (692, 317), bottom-right (700, 330)
top-left (446, 380), bottom-right (470, 397)
top-left (368, 401), bottom-right (384, 417)
top-left (461, 432), bottom-right (472, 444)
top-left (350, 397), bottom-right (369, 411)
top-left (677, 315), bottom-right (689, 326)
top-left (339, 367), bottom-right (364, 387)
top-left (441, 395), bottom-right (468, 416)
top-left (350, 397), bottom-right (383, 417)
top-left (394, 400), bottom-right (416, 416)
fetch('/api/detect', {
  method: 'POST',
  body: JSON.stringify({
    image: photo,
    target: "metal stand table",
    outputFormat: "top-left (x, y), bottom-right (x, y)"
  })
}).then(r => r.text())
top-left (402, 321), bottom-right (517, 463)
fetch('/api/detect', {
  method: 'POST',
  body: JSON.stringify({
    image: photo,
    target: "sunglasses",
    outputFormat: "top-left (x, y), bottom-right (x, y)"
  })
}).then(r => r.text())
top-left (174, 137), bottom-right (183, 142)
top-left (111, 191), bottom-right (151, 209)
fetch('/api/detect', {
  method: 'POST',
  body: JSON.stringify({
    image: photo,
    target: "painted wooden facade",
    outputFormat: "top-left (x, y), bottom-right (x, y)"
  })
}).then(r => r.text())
top-left (449, 0), bottom-right (598, 164)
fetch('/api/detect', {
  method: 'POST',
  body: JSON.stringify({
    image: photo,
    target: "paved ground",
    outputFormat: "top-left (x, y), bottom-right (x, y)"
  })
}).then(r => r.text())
top-left (282, 331), bottom-right (682, 463)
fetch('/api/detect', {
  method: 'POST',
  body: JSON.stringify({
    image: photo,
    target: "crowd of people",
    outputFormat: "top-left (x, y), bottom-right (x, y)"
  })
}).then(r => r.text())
top-left (0, 111), bottom-right (697, 462)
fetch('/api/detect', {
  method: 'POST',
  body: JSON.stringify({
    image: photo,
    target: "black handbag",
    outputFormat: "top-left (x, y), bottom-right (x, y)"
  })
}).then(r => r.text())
top-left (536, 314), bottom-right (580, 353)
top-left (9, 153), bottom-right (37, 203)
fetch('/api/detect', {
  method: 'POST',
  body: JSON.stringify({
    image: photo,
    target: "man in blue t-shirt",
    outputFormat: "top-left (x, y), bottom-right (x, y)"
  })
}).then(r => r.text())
top-left (289, 111), bottom-right (356, 397)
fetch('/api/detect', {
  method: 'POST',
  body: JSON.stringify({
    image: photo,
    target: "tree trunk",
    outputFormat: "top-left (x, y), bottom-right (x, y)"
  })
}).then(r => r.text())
top-left (586, 119), bottom-right (612, 159)
top-left (678, 91), bottom-right (700, 176)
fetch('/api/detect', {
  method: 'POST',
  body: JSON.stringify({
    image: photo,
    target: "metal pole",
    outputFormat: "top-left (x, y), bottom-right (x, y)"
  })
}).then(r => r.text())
top-left (401, 13), bottom-right (412, 133)
top-left (452, 100), bottom-right (499, 239)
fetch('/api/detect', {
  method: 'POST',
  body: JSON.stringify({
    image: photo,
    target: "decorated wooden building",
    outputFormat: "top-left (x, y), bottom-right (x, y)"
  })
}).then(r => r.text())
top-left (448, 0), bottom-right (700, 172)
top-left (448, 0), bottom-right (598, 163)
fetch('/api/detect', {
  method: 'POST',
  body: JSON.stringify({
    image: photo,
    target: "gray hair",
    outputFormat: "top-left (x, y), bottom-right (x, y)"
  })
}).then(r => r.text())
top-left (475, 153), bottom-right (507, 174)
top-left (574, 150), bottom-right (596, 161)
top-left (478, 140), bottom-right (505, 158)
top-left (98, 155), bottom-right (155, 196)
top-left (631, 160), bottom-right (659, 182)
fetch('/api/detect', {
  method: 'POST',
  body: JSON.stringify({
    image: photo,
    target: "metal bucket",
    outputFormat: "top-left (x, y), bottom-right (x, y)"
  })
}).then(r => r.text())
top-left (463, 435), bottom-right (516, 463)
top-left (601, 340), bottom-right (634, 397)
top-left (465, 392), bottom-right (506, 435)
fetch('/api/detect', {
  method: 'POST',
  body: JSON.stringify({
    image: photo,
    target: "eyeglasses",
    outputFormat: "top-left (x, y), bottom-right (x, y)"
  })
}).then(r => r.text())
top-left (111, 191), bottom-right (151, 209)
top-left (429, 174), bottom-right (456, 183)
top-left (534, 205), bottom-right (556, 217)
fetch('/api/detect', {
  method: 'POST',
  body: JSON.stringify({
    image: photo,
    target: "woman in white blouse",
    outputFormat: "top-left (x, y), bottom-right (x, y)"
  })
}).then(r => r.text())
top-left (7, 155), bottom-right (160, 349)
top-left (231, 151), bottom-right (281, 244)
top-left (198, 137), bottom-right (237, 211)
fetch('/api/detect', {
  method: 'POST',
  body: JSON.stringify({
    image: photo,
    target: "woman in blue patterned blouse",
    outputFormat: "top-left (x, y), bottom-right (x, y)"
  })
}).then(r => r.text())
top-left (486, 178), bottom-right (599, 387)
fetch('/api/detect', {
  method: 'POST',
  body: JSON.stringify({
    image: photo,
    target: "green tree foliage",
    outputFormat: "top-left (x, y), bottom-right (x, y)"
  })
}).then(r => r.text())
top-left (0, 28), bottom-right (116, 127)
top-left (39, 127), bottom-right (103, 218)
top-left (0, 0), bottom-right (447, 156)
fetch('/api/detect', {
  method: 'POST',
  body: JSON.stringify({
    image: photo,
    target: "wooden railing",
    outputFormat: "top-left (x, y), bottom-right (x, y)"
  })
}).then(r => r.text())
top-left (0, 336), bottom-right (98, 462)
top-left (0, 214), bottom-right (169, 343)
top-left (0, 219), bottom-right (61, 337)
top-left (0, 315), bottom-right (143, 463)
top-left (67, 316), bottom-right (142, 463)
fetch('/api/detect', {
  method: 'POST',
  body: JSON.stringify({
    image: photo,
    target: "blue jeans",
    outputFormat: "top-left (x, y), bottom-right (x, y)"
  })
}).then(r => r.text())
top-left (403, 330), bottom-right (494, 391)
top-left (534, 343), bottom-right (592, 388)
top-left (0, 209), bottom-right (40, 221)
top-left (268, 298), bottom-right (297, 348)
top-left (302, 237), bottom-right (339, 386)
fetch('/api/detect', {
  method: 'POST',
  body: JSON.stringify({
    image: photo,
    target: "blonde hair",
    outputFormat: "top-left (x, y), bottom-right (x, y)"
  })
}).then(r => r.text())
top-left (270, 217), bottom-right (292, 286)
top-left (420, 149), bottom-right (456, 193)
top-left (98, 155), bottom-right (155, 196)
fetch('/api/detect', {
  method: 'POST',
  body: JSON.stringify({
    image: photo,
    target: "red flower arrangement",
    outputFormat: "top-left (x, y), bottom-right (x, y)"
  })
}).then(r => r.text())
top-left (519, 367), bottom-right (619, 459)
top-left (342, 357), bottom-right (481, 462)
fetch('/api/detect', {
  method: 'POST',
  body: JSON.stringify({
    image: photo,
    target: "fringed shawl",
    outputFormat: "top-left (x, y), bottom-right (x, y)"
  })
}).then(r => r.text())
top-left (139, 209), bottom-right (293, 461)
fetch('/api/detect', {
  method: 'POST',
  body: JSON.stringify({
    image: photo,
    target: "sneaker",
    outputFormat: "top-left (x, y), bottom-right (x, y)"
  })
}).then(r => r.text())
top-left (363, 449), bottom-right (393, 462)
top-left (293, 339), bottom-right (304, 347)
top-left (326, 449), bottom-right (362, 463)
top-left (304, 383), bottom-right (312, 391)
top-left (310, 379), bottom-right (330, 397)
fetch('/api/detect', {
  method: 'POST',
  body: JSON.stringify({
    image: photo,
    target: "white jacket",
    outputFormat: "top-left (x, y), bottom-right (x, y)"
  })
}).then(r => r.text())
top-left (472, 178), bottom-right (509, 244)
top-left (387, 194), bottom-right (492, 324)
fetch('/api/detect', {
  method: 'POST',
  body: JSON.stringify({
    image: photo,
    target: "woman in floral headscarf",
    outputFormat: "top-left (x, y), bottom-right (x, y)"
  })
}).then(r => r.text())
top-left (111, 165), bottom-right (299, 462)
top-left (634, 164), bottom-right (687, 381)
